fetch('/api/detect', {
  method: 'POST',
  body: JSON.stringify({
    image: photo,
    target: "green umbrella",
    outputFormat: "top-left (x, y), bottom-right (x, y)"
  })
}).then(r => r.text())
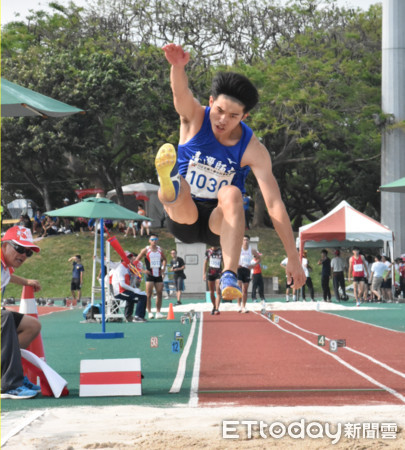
top-left (1, 78), bottom-right (84, 118)
top-left (379, 177), bottom-right (405, 193)
top-left (45, 196), bottom-right (151, 221)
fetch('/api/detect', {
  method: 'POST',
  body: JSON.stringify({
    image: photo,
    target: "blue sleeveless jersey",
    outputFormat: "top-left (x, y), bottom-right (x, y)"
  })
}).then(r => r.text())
top-left (177, 107), bottom-right (253, 201)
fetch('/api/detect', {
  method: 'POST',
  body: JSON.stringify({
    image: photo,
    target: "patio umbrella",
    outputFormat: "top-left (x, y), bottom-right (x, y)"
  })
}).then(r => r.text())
top-left (46, 197), bottom-right (151, 339)
top-left (45, 196), bottom-right (151, 221)
top-left (1, 78), bottom-right (84, 118)
top-left (379, 177), bottom-right (405, 193)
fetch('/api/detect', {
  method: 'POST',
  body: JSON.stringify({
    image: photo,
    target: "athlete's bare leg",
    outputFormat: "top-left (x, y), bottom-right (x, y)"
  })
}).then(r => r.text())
top-left (154, 282), bottom-right (163, 313)
top-left (159, 177), bottom-right (198, 224)
top-left (209, 185), bottom-right (245, 274)
top-left (145, 282), bottom-right (154, 313)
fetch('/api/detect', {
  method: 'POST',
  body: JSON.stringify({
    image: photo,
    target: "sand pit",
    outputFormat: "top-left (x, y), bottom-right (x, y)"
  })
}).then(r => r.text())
top-left (2, 404), bottom-right (405, 449)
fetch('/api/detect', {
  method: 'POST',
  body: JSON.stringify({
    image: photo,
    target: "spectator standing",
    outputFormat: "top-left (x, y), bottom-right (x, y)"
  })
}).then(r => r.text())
top-left (381, 255), bottom-right (393, 301)
top-left (251, 252), bottom-right (265, 303)
top-left (348, 247), bottom-right (369, 306)
top-left (399, 256), bottom-right (405, 299)
top-left (281, 256), bottom-right (297, 302)
top-left (1, 226), bottom-right (42, 399)
top-left (318, 249), bottom-right (331, 302)
top-left (203, 246), bottom-right (223, 314)
top-left (331, 250), bottom-right (347, 301)
top-left (369, 255), bottom-right (386, 302)
top-left (363, 254), bottom-right (373, 301)
top-left (135, 234), bottom-right (167, 319)
top-left (170, 249), bottom-right (186, 305)
top-left (68, 255), bottom-right (84, 304)
top-left (238, 235), bottom-right (260, 313)
top-left (162, 266), bottom-right (172, 299)
top-left (301, 250), bottom-right (315, 302)
top-left (243, 194), bottom-right (251, 230)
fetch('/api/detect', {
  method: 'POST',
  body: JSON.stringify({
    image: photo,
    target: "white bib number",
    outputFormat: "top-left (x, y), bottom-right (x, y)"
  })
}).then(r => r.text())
top-left (209, 257), bottom-right (221, 269)
top-left (185, 161), bottom-right (235, 199)
top-left (241, 255), bottom-right (251, 266)
top-left (353, 263), bottom-right (363, 272)
top-left (150, 256), bottom-right (161, 277)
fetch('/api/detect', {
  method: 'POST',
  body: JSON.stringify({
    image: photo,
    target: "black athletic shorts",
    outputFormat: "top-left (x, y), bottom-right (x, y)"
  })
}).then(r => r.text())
top-left (381, 278), bottom-right (392, 289)
top-left (166, 200), bottom-right (220, 247)
top-left (71, 278), bottom-right (81, 290)
top-left (145, 275), bottom-right (163, 283)
top-left (353, 276), bottom-right (365, 283)
top-left (286, 278), bottom-right (294, 289)
top-left (207, 274), bottom-right (221, 282)
top-left (12, 311), bottom-right (24, 328)
top-left (237, 267), bottom-right (251, 284)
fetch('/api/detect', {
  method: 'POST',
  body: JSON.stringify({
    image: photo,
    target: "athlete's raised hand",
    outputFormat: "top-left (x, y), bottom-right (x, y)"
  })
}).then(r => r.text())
top-left (162, 43), bottom-right (190, 67)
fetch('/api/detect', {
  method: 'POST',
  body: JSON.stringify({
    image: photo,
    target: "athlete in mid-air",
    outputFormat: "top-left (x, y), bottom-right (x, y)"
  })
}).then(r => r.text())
top-left (155, 43), bottom-right (306, 299)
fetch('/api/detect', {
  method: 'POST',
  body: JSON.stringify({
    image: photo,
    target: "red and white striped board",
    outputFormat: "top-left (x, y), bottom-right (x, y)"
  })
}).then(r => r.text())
top-left (79, 358), bottom-right (142, 397)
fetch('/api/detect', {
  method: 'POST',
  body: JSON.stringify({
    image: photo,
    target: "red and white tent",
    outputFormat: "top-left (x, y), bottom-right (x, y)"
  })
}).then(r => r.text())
top-left (298, 201), bottom-right (394, 258)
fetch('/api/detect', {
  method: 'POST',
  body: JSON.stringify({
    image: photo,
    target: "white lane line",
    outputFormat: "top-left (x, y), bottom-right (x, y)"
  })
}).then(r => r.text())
top-left (255, 312), bottom-right (405, 404)
top-left (169, 316), bottom-right (197, 394)
top-left (188, 311), bottom-right (204, 407)
top-left (279, 315), bottom-right (405, 380)
top-left (1, 410), bottom-right (46, 446)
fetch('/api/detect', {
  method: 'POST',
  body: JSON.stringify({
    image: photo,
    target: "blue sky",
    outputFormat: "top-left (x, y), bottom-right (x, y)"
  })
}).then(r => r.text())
top-left (2, 0), bottom-right (380, 25)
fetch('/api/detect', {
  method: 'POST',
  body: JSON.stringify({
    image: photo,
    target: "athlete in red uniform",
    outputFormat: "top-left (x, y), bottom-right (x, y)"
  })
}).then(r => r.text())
top-left (348, 247), bottom-right (369, 306)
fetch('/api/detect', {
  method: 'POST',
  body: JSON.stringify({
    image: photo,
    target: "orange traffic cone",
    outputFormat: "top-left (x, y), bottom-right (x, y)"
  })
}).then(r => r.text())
top-left (167, 302), bottom-right (175, 320)
top-left (19, 285), bottom-right (46, 384)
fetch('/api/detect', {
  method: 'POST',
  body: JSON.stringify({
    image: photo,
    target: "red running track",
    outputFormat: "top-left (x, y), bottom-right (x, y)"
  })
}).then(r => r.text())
top-left (198, 311), bottom-right (405, 407)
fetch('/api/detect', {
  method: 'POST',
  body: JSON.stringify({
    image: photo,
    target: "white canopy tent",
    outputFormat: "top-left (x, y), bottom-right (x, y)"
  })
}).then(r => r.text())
top-left (297, 200), bottom-right (395, 281)
top-left (298, 200), bottom-right (394, 255)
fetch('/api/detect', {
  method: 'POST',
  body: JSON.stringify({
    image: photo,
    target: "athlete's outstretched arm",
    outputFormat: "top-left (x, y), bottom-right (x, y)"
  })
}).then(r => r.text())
top-left (162, 44), bottom-right (200, 123)
top-left (243, 138), bottom-right (306, 288)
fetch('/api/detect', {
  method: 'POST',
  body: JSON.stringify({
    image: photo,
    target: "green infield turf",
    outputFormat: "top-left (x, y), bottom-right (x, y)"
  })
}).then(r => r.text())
top-left (324, 303), bottom-right (405, 332)
top-left (1, 308), bottom-right (199, 412)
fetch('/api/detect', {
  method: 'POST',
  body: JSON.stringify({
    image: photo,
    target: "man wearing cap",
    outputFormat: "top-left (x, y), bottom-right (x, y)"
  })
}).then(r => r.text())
top-left (111, 251), bottom-right (147, 322)
top-left (1, 225), bottom-right (42, 399)
top-left (331, 249), bottom-right (347, 301)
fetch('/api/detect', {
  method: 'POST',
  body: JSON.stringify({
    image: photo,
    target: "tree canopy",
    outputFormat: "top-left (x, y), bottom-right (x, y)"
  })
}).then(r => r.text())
top-left (1, 0), bottom-right (384, 228)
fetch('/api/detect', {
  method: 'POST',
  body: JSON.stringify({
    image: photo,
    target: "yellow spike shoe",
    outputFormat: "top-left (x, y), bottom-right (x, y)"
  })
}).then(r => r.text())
top-left (155, 143), bottom-right (180, 203)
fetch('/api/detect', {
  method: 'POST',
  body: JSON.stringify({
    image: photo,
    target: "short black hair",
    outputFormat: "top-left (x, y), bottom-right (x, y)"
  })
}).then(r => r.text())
top-left (211, 72), bottom-right (259, 113)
